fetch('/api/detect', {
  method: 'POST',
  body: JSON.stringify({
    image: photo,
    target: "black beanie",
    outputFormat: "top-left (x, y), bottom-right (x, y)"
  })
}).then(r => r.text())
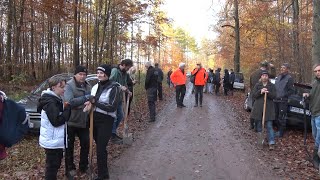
top-left (74, 65), bottom-right (88, 75)
top-left (97, 64), bottom-right (112, 77)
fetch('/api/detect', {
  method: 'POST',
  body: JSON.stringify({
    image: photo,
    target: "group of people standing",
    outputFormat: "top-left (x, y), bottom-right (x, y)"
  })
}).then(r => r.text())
top-left (36, 59), bottom-right (169, 180)
top-left (169, 62), bottom-right (236, 108)
top-left (248, 61), bottom-right (294, 150)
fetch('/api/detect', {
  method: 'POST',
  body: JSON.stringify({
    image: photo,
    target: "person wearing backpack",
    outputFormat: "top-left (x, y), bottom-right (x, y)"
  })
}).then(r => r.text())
top-left (192, 63), bottom-right (208, 107)
top-left (154, 63), bottom-right (164, 100)
top-left (37, 76), bottom-right (72, 180)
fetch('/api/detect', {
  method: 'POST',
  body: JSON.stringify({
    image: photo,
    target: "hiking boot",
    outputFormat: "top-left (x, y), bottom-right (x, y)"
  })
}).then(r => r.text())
top-left (313, 148), bottom-right (320, 169)
top-left (112, 133), bottom-right (123, 140)
top-left (269, 144), bottom-right (275, 151)
top-left (111, 137), bottom-right (123, 145)
top-left (194, 104), bottom-right (198, 107)
top-left (66, 169), bottom-right (76, 179)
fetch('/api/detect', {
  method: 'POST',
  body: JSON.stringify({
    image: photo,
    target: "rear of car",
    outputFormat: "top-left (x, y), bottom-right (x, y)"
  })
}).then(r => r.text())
top-left (233, 72), bottom-right (245, 91)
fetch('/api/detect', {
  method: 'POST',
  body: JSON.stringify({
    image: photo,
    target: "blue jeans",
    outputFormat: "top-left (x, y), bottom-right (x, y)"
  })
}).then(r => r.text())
top-left (255, 120), bottom-right (275, 145)
top-left (311, 116), bottom-right (320, 149)
top-left (112, 101), bottom-right (124, 135)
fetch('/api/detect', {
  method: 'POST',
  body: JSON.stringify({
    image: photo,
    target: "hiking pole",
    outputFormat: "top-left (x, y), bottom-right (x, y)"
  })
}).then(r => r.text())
top-left (259, 93), bottom-right (267, 147)
top-left (123, 92), bottom-right (133, 145)
top-left (88, 108), bottom-right (94, 180)
top-left (302, 96), bottom-right (312, 161)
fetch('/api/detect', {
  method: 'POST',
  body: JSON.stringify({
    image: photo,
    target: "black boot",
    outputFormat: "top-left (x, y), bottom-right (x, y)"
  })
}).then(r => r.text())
top-left (249, 118), bottom-right (255, 130)
top-left (313, 148), bottom-right (320, 169)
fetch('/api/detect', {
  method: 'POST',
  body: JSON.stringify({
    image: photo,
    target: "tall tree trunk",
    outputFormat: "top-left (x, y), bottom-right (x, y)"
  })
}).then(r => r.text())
top-left (6, 0), bottom-right (14, 80)
top-left (13, 0), bottom-right (25, 73)
top-left (292, 0), bottom-right (302, 82)
top-left (48, 19), bottom-right (53, 72)
top-left (73, 0), bottom-right (79, 67)
top-left (30, 5), bottom-right (36, 79)
top-left (312, 0), bottom-right (320, 66)
top-left (234, 0), bottom-right (240, 73)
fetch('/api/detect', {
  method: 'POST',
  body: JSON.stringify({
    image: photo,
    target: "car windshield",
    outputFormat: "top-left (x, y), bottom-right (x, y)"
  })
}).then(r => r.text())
top-left (234, 73), bottom-right (244, 83)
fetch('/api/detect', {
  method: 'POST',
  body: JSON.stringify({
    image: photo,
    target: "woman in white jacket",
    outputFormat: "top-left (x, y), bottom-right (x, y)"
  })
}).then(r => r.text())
top-left (37, 76), bottom-right (71, 180)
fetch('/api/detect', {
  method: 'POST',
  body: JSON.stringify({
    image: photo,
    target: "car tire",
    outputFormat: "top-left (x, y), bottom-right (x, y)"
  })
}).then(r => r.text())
top-left (244, 97), bottom-right (250, 112)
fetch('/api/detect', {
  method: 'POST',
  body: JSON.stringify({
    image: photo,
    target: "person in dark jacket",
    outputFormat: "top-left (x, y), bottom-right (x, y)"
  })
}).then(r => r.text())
top-left (229, 69), bottom-right (235, 95)
top-left (303, 64), bottom-right (320, 169)
top-left (250, 70), bottom-right (276, 150)
top-left (223, 69), bottom-right (230, 96)
top-left (64, 65), bottom-right (92, 177)
top-left (214, 68), bottom-right (221, 95)
top-left (274, 63), bottom-right (294, 138)
top-left (85, 64), bottom-right (120, 180)
top-left (167, 68), bottom-right (173, 88)
top-left (37, 76), bottom-right (71, 180)
top-left (145, 62), bottom-right (158, 122)
top-left (249, 61), bottom-right (276, 130)
top-left (154, 63), bottom-right (164, 100)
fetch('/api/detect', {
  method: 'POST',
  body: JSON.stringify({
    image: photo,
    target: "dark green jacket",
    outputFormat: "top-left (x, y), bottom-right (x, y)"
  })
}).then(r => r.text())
top-left (309, 78), bottom-right (320, 116)
top-left (250, 81), bottom-right (277, 121)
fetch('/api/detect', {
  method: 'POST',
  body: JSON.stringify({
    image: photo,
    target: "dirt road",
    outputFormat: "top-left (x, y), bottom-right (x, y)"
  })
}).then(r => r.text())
top-left (110, 85), bottom-right (278, 180)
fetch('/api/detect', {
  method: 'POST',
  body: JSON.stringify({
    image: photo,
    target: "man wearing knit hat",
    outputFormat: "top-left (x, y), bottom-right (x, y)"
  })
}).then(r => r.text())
top-left (274, 63), bottom-right (294, 138)
top-left (64, 65), bottom-right (93, 177)
top-left (170, 63), bottom-right (187, 108)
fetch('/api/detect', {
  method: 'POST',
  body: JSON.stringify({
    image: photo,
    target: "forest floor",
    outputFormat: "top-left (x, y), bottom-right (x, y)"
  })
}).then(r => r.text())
top-left (0, 82), bottom-right (319, 179)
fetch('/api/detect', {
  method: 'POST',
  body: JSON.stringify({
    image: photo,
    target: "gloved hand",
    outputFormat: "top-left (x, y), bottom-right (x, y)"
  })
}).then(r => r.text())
top-left (62, 105), bottom-right (71, 121)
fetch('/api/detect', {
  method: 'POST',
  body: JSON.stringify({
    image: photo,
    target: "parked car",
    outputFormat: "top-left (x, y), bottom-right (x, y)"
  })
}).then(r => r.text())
top-left (244, 81), bottom-right (312, 127)
top-left (17, 73), bottom-right (98, 132)
top-left (233, 72), bottom-right (245, 91)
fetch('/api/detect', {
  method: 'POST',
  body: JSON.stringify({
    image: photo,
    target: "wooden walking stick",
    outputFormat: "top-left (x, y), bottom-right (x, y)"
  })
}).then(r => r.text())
top-left (88, 107), bottom-right (94, 180)
top-left (259, 93), bottom-right (267, 147)
top-left (123, 92), bottom-right (133, 145)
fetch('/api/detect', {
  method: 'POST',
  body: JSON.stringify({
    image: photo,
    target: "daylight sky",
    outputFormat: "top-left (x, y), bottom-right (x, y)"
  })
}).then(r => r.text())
top-left (162, 0), bottom-right (225, 42)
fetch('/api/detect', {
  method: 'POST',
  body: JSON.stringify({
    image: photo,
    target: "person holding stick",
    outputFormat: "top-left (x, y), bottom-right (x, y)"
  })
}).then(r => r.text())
top-left (85, 64), bottom-right (120, 180)
top-left (250, 70), bottom-right (277, 150)
top-left (303, 64), bottom-right (320, 169)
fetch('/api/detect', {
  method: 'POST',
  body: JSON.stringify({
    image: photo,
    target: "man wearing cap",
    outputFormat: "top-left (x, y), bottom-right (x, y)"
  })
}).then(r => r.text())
top-left (303, 64), bottom-right (320, 169)
top-left (192, 63), bottom-right (208, 107)
top-left (64, 65), bottom-right (93, 177)
top-left (249, 61), bottom-right (276, 130)
top-left (274, 63), bottom-right (294, 137)
top-left (170, 63), bottom-right (187, 108)
top-left (145, 62), bottom-right (158, 122)
top-left (154, 63), bottom-right (164, 100)
top-left (109, 59), bottom-right (133, 144)
top-left (250, 70), bottom-right (277, 150)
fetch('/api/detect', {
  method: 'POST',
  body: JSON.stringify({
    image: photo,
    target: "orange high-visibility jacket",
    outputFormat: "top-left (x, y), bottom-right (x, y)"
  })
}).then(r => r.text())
top-left (192, 68), bottom-right (208, 86)
top-left (170, 68), bottom-right (186, 86)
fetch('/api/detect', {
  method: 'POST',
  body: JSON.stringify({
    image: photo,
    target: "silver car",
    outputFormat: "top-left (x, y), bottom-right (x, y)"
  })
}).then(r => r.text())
top-left (17, 73), bottom-right (98, 132)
